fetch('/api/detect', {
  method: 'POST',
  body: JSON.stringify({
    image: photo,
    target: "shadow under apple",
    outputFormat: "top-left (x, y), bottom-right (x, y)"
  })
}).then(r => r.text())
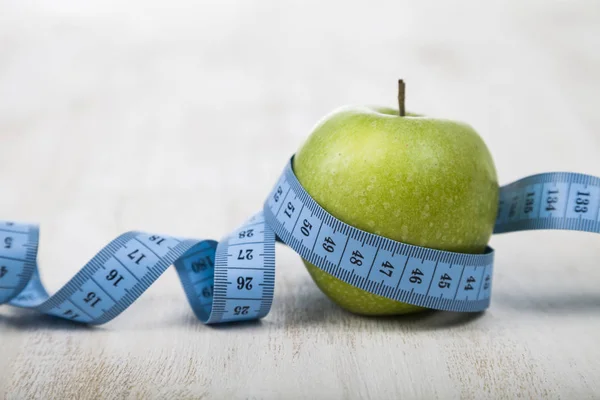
top-left (276, 279), bottom-right (486, 332)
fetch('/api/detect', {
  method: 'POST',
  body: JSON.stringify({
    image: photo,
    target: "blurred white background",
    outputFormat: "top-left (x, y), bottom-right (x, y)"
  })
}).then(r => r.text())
top-left (1, 1), bottom-right (599, 398)
top-left (1, 0), bottom-right (598, 236)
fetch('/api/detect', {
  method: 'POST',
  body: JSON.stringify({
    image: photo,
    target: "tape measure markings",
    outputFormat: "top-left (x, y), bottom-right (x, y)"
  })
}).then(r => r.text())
top-left (1, 157), bottom-right (599, 324)
top-left (199, 213), bottom-right (275, 323)
top-left (264, 160), bottom-right (494, 313)
top-left (0, 224), bottom-right (38, 308)
top-left (495, 172), bottom-right (600, 234)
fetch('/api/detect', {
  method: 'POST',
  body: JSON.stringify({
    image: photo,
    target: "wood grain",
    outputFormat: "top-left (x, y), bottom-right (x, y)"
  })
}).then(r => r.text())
top-left (1, 1), bottom-right (599, 398)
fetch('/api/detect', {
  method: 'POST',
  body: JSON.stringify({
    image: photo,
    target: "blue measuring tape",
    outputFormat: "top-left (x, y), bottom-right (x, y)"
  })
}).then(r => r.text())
top-left (1, 157), bottom-right (599, 324)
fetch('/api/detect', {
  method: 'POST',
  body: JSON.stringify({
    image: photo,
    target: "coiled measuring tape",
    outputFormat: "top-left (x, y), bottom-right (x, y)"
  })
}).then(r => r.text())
top-left (1, 157), bottom-right (599, 324)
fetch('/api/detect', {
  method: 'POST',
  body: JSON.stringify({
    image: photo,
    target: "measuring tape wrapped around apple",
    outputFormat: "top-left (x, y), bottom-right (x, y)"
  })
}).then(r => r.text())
top-left (1, 84), bottom-right (599, 324)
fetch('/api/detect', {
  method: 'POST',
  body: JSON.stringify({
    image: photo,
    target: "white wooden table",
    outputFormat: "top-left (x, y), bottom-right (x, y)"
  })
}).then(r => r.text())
top-left (1, 1), bottom-right (599, 398)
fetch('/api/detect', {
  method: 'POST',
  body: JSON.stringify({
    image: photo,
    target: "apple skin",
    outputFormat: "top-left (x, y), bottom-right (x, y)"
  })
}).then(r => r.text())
top-left (293, 106), bottom-right (498, 315)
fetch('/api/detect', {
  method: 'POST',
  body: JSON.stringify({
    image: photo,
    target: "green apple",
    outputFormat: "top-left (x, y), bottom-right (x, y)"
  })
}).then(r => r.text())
top-left (293, 87), bottom-right (498, 315)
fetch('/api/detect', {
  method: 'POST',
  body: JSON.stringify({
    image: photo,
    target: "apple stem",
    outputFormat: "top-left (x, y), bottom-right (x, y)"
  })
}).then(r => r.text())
top-left (398, 79), bottom-right (406, 117)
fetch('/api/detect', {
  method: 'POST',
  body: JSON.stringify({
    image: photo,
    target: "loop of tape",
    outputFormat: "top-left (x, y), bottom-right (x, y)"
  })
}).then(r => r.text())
top-left (1, 157), bottom-right (598, 324)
